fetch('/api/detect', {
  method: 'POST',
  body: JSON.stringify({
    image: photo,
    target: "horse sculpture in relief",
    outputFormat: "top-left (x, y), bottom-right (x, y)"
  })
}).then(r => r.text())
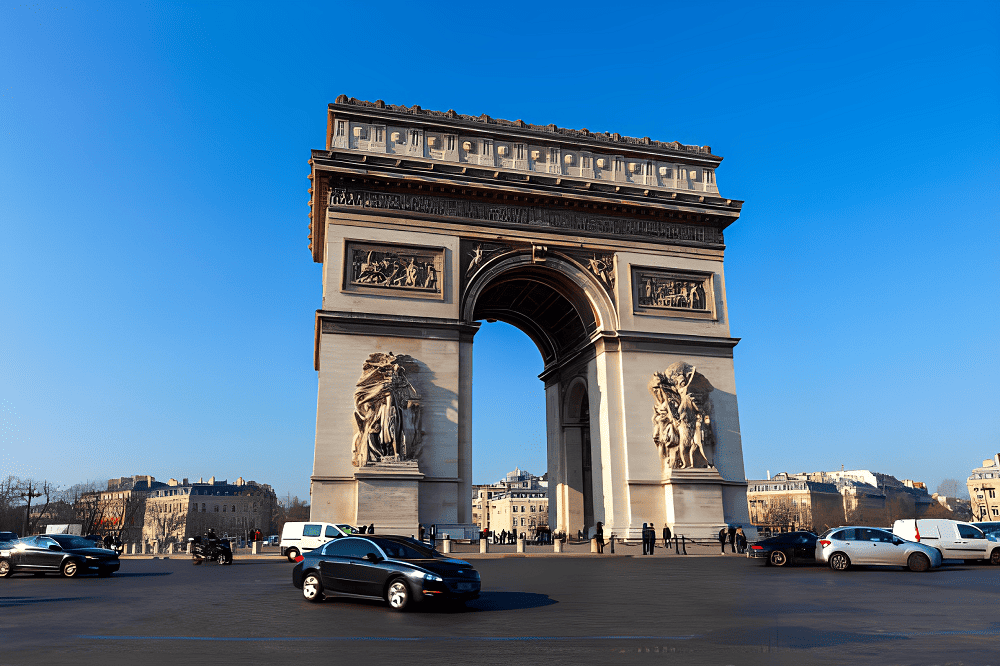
top-left (649, 362), bottom-right (716, 469)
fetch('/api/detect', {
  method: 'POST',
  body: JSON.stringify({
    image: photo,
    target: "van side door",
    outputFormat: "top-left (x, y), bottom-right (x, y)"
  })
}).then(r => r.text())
top-left (955, 524), bottom-right (989, 560)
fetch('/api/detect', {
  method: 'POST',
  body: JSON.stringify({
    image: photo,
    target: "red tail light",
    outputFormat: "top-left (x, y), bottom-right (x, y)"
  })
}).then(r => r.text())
top-left (819, 540), bottom-right (831, 547)
top-left (294, 555), bottom-right (304, 562)
top-left (750, 545), bottom-right (763, 550)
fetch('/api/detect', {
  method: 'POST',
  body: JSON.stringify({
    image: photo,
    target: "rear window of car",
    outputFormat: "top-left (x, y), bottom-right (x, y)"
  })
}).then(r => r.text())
top-left (832, 529), bottom-right (854, 541)
top-left (373, 539), bottom-right (437, 560)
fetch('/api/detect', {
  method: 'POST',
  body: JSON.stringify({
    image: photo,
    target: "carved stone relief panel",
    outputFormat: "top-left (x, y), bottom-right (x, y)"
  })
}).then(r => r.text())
top-left (632, 267), bottom-right (715, 319)
top-left (352, 352), bottom-right (423, 467)
top-left (648, 362), bottom-right (715, 469)
top-left (342, 241), bottom-right (444, 299)
top-left (460, 240), bottom-right (514, 282)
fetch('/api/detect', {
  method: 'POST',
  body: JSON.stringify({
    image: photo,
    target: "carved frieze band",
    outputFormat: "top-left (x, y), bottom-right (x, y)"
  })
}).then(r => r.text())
top-left (343, 241), bottom-right (444, 299)
top-left (329, 186), bottom-right (723, 246)
top-left (633, 267), bottom-right (714, 319)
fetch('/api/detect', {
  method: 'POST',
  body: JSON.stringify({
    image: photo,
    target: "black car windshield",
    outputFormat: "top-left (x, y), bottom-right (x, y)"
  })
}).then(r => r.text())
top-left (51, 535), bottom-right (104, 549)
top-left (371, 538), bottom-right (439, 560)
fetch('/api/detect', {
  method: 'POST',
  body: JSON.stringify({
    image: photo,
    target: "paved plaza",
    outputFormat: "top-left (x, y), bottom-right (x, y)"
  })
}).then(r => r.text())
top-left (1, 552), bottom-right (997, 666)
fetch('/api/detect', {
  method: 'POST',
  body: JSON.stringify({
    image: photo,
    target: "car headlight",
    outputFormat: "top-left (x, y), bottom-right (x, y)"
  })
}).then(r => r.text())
top-left (423, 573), bottom-right (443, 582)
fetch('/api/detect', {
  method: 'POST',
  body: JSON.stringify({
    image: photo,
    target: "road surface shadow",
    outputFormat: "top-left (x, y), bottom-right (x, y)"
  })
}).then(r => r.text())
top-left (433, 591), bottom-right (558, 614)
top-left (0, 596), bottom-right (93, 607)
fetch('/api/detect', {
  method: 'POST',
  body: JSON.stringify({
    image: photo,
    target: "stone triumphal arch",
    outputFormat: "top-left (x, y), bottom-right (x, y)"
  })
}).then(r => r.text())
top-left (306, 96), bottom-right (752, 539)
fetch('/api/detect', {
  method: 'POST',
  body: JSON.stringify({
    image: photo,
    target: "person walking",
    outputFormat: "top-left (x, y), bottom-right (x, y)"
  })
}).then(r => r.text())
top-left (595, 522), bottom-right (605, 554)
top-left (648, 523), bottom-right (656, 555)
top-left (728, 525), bottom-right (736, 553)
top-left (718, 527), bottom-right (728, 554)
top-left (735, 527), bottom-right (747, 554)
top-left (662, 524), bottom-right (672, 550)
top-left (641, 523), bottom-right (649, 555)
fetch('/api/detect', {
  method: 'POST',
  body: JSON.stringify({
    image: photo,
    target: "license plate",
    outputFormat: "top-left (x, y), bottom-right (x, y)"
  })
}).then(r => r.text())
top-left (455, 582), bottom-right (474, 591)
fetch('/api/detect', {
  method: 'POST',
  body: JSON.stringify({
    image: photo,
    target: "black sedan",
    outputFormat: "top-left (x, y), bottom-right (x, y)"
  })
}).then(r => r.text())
top-left (291, 535), bottom-right (480, 611)
top-left (748, 531), bottom-right (818, 567)
top-left (0, 534), bottom-right (121, 578)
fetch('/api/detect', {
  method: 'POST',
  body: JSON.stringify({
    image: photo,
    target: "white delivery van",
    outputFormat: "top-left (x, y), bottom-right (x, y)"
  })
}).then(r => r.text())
top-left (892, 519), bottom-right (999, 564)
top-left (279, 522), bottom-right (357, 561)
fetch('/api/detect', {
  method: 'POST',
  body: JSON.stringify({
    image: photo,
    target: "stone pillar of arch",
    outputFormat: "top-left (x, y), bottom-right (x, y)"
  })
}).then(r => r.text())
top-left (305, 97), bottom-right (754, 540)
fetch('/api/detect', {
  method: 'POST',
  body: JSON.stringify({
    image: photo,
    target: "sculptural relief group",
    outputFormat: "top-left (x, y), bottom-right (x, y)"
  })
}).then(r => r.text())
top-left (350, 249), bottom-right (439, 292)
top-left (352, 353), bottom-right (423, 467)
top-left (649, 362), bottom-right (716, 469)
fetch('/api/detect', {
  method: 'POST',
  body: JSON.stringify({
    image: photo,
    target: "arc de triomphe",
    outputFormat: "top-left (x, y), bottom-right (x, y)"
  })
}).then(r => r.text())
top-left (306, 96), bottom-right (752, 539)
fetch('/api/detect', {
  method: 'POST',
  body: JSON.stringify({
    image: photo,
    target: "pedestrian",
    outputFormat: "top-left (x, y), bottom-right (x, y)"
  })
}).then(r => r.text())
top-left (736, 527), bottom-right (747, 554)
top-left (103, 534), bottom-right (113, 549)
top-left (641, 523), bottom-right (649, 555)
top-left (728, 525), bottom-right (736, 553)
top-left (418, 524), bottom-right (425, 542)
top-left (648, 523), bottom-right (656, 555)
top-left (595, 522), bottom-right (605, 554)
top-left (662, 524), bottom-right (672, 550)
top-left (369, 523), bottom-right (374, 535)
top-left (718, 527), bottom-right (727, 554)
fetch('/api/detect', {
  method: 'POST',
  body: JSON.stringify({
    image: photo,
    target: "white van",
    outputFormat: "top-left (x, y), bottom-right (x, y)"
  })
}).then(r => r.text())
top-left (279, 522), bottom-right (357, 561)
top-left (892, 519), bottom-right (999, 564)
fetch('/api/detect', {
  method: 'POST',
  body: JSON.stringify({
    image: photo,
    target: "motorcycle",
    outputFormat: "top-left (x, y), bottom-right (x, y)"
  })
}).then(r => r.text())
top-left (189, 534), bottom-right (233, 565)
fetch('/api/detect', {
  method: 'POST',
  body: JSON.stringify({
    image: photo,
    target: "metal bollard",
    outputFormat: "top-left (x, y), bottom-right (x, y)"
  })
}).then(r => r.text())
top-left (681, 535), bottom-right (688, 555)
top-left (554, 538), bottom-right (563, 553)
top-left (442, 535), bottom-right (451, 554)
top-left (609, 535), bottom-right (615, 554)
top-left (480, 538), bottom-right (488, 554)
top-left (517, 538), bottom-right (525, 553)
top-left (251, 541), bottom-right (260, 555)
top-left (590, 538), bottom-right (599, 553)
top-left (674, 535), bottom-right (680, 555)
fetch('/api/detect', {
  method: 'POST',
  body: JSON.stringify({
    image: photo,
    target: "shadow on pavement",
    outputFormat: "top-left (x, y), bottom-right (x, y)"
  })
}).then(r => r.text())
top-left (112, 571), bottom-right (173, 577)
top-left (450, 591), bottom-right (558, 613)
top-left (0, 596), bottom-right (93, 607)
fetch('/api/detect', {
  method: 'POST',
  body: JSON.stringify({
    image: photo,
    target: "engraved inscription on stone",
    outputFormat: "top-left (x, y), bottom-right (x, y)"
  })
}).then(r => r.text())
top-left (329, 185), bottom-right (723, 246)
top-left (344, 241), bottom-right (442, 295)
top-left (635, 269), bottom-right (710, 312)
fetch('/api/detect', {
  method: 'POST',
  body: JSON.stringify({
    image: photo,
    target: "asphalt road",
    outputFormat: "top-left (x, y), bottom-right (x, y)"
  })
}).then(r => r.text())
top-left (1, 554), bottom-right (997, 666)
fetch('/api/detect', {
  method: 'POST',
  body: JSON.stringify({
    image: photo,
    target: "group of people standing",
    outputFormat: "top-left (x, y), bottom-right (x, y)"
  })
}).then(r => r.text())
top-left (640, 523), bottom-right (672, 555)
top-left (718, 525), bottom-right (747, 554)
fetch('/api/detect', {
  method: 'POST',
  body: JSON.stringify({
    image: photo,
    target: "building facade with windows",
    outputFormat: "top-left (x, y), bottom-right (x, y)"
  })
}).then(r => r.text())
top-left (746, 474), bottom-right (843, 534)
top-left (472, 467), bottom-right (549, 538)
top-left (968, 454), bottom-right (1000, 522)
top-left (142, 476), bottom-right (277, 544)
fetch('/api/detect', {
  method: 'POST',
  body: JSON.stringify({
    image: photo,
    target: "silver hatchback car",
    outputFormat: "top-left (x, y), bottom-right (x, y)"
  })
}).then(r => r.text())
top-left (816, 526), bottom-right (942, 572)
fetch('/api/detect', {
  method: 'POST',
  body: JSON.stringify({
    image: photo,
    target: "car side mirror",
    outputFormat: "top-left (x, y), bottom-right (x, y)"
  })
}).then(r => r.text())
top-left (364, 552), bottom-right (382, 563)
top-left (893, 538), bottom-right (904, 546)
top-left (48, 544), bottom-right (61, 551)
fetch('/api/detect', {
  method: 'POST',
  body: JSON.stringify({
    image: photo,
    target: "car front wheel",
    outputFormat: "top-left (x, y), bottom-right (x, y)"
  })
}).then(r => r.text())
top-left (61, 560), bottom-right (80, 578)
top-left (829, 552), bottom-right (850, 571)
top-left (769, 550), bottom-right (790, 567)
top-left (0, 559), bottom-right (11, 577)
top-left (907, 552), bottom-right (930, 572)
top-left (386, 578), bottom-right (411, 611)
top-left (302, 573), bottom-right (323, 603)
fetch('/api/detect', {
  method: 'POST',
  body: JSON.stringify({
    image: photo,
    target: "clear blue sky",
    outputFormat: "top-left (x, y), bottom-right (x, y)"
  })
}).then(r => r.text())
top-left (1, 1), bottom-right (997, 503)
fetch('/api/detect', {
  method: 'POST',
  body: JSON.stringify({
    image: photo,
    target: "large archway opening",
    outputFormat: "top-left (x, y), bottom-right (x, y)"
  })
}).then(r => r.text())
top-left (466, 254), bottom-right (611, 537)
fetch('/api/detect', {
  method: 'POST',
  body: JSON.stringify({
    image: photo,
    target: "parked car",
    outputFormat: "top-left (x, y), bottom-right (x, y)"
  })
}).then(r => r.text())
top-left (291, 535), bottom-right (480, 611)
top-left (748, 531), bottom-right (817, 566)
top-left (816, 526), bottom-right (942, 572)
top-left (0, 534), bottom-right (120, 578)
top-left (892, 519), bottom-right (998, 564)
top-left (280, 522), bottom-right (357, 562)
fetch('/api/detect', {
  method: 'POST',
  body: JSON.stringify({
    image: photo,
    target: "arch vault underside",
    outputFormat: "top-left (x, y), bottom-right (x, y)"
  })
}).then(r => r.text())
top-left (306, 97), bottom-right (754, 540)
